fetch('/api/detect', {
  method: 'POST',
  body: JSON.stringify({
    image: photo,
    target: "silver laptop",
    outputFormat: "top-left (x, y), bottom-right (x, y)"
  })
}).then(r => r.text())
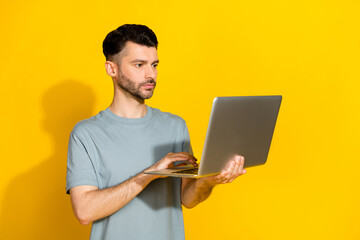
top-left (145, 96), bottom-right (282, 178)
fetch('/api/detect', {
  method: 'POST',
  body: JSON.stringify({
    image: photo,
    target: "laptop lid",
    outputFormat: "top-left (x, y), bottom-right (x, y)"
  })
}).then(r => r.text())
top-left (198, 95), bottom-right (282, 176)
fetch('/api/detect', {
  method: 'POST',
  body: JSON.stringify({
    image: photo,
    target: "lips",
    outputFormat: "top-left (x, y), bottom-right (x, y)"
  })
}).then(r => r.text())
top-left (142, 83), bottom-right (155, 89)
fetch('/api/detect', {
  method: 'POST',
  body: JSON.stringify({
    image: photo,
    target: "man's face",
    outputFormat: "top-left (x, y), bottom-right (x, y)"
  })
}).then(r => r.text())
top-left (115, 41), bottom-right (159, 100)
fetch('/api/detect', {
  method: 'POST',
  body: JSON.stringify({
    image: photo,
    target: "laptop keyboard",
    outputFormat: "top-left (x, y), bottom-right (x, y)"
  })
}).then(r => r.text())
top-left (172, 167), bottom-right (199, 174)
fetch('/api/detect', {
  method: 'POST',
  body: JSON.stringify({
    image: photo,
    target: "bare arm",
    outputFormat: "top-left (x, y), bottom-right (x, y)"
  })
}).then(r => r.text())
top-left (70, 173), bottom-right (155, 225)
top-left (70, 152), bottom-right (197, 225)
top-left (181, 155), bottom-right (246, 208)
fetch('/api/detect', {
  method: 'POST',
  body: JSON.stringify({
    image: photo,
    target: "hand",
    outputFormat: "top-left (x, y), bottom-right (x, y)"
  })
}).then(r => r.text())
top-left (199, 155), bottom-right (246, 185)
top-left (144, 152), bottom-right (198, 178)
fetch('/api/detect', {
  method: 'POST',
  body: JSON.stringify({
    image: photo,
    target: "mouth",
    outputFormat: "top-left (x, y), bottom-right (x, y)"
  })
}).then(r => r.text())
top-left (142, 83), bottom-right (155, 89)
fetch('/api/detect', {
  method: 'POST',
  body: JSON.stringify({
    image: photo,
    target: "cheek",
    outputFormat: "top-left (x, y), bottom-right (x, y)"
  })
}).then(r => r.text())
top-left (123, 68), bottom-right (143, 80)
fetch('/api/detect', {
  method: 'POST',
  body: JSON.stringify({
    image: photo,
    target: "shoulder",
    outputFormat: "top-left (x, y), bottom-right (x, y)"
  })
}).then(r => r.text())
top-left (150, 106), bottom-right (186, 126)
top-left (71, 110), bottom-right (106, 137)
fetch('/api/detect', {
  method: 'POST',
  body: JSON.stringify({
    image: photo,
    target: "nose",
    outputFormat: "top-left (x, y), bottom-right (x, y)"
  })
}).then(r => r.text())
top-left (145, 65), bottom-right (157, 80)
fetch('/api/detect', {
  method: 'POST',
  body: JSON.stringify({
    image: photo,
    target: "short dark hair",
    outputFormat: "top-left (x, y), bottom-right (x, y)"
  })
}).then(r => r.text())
top-left (102, 24), bottom-right (158, 60)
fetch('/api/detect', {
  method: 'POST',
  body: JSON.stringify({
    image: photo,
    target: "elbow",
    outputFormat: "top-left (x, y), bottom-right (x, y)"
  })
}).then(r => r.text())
top-left (78, 217), bottom-right (91, 226)
top-left (70, 186), bottom-right (99, 225)
top-left (74, 208), bottom-right (92, 225)
top-left (181, 199), bottom-right (198, 209)
top-left (181, 191), bottom-right (201, 209)
top-left (182, 204), bottom-right (196, 209)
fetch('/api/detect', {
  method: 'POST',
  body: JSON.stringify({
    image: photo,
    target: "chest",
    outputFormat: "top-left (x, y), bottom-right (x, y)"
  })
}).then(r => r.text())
top-left (89, 123), bottom-right (179, 188)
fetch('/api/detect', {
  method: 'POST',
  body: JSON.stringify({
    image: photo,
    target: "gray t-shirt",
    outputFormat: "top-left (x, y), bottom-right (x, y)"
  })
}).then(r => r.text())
top-left (66, 106), bottom-right (192, 240)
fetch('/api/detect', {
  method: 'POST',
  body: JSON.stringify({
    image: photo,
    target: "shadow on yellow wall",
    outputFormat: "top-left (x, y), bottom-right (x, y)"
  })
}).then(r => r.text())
top-left (1, 80), bottom-right (95, 239)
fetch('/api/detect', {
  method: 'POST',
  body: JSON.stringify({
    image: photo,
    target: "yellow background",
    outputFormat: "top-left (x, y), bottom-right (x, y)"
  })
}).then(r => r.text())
top-left (1, 0), bottom-right (359, 239)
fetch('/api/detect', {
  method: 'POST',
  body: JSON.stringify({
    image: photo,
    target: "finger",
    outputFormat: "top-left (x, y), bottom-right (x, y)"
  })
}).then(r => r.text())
top-left (166, 156), bottom-right (189, 165)
top-left (166, 153), bottom-right (191, 160)
top-left (159, 155), bottom-right (189, 169)
top-left (216, 158), bottom-right (235, 179)
top-left (222, 155), bottom-right (244, 183)
top-left (227, 157), bottom-right (241, 182)
top-left (175, 162), bottom-right (188, 167)
top-left (212, 155), bottom-right (246, 184)
top-left (239, 156), bottom-right (246, 175)
top-left (235, 155), bottom-right (247, 176)
top-left (232, 156), bottom-right (248, 182)
top-left (228, 156), bottom-right (246, 182)
top-left (224, 160), bottom-right (236, 180)
top-left (216, 166), bottom-right (233, 183)
top-left (165, 154), bottom-right (199, 168)
top-left (168, 152), bottom-right (196, 161)
top-left (214, 171), bottom-right (226, 182)
top-left (180, 152), bottom-right (198, 164)
top-left (172, 152), bottom-right (198, 166)
top-left (233, 156), bottom-right (244, 177)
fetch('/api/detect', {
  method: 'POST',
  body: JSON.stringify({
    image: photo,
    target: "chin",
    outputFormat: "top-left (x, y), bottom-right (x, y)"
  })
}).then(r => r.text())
top-left (143, 95), bottom-right (153, 100)
top-left (141, 91), bottom-right (154, 100)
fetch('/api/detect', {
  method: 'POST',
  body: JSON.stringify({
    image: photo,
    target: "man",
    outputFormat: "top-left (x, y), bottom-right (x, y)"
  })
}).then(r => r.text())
top-left (66, 24), bottom-right (246, 240)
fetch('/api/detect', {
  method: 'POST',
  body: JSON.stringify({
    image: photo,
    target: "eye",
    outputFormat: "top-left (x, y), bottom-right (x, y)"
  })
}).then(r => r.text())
top-left (135, 64), bottom-right (142, 68)
top-left (152, 63), bottom-right (158, 68)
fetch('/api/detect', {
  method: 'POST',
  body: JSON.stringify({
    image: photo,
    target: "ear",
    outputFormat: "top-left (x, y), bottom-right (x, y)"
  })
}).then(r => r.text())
top-left (105, 61), bottom-right (118, 77)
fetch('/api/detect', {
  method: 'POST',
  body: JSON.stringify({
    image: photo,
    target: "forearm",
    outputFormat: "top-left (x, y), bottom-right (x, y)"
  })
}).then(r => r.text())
top-left (71, 172), bottom-right (157, 225)
top-left (181, 178), bottom-right (216, 209)
top-left (71, 152), bottom-right (198, 225)
top-left (181, 156), bottom-right (247, 208)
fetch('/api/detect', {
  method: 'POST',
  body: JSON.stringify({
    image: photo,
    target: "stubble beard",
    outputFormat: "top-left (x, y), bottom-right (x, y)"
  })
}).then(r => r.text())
top-left (117, 69), bottom-right (156, 100)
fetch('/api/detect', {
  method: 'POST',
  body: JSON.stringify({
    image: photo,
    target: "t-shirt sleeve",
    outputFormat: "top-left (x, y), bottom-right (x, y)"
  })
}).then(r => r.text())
top-left (66, 129), bottom-right (98, 194)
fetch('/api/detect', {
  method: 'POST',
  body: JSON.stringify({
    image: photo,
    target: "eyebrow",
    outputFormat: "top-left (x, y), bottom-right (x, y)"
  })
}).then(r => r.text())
top-left (130, 59), bottom-right (159, 64)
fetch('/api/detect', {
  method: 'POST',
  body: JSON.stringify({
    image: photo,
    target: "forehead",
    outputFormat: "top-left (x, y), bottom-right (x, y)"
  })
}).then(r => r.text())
top-left (120, 41), bottom-right (158, 61)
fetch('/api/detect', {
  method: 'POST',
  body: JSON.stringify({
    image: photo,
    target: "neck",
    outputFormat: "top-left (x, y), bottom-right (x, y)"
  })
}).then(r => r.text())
top-left (109, 87), bottom-right (147, 119)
